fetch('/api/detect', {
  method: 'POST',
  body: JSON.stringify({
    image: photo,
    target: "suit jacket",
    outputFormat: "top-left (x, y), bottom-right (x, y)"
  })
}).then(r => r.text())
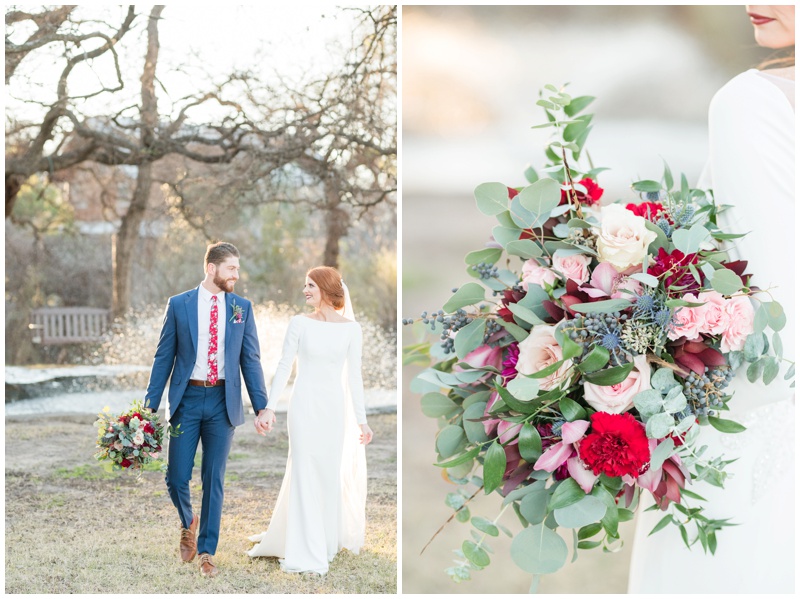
top-left (145, 286), bottom-right (268, 426)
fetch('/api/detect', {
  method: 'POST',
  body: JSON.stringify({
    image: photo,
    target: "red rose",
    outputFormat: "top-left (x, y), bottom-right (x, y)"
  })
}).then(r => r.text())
top-left (131, 412), bottom-right (143, 420)
top-left (120, 458), bottom-right (133, 468)
top-left (143, 422), bottom-right (155, 434)
top-left (578, 412), bottom-right (650, 478)
top-left (625, 201), bottom-right (666, 222)
top-left (561, 177), bottom-right (604, 206)
top-left (507, 186), bottom-right (519, 200)
top-left (118, 415), bottom-right (129, 424)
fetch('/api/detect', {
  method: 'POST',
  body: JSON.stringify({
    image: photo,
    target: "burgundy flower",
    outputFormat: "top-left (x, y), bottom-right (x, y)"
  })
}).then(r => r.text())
top-left (143, 422), bottom-right (155, 435)
top-left (578, 412), bottom-right (650, 478)
top-left (625, 201), bottom-right (666, 222)
top-left (647, 247), bottom-right (700, 294)
top-left (501, 343), bottom-right (520, 380)
top-left (561, 178), bottom-right (604, 206)
top-left (498, 288), bottom-right (526, 323)
top-left (120, 458), bottom-right (133, 469)
top-left (507, 186), bottom-right (519, 200)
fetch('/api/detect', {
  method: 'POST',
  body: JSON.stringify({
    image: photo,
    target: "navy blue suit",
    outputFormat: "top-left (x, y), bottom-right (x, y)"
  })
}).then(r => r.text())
top-left (145, 286), bottom-right (268, 555)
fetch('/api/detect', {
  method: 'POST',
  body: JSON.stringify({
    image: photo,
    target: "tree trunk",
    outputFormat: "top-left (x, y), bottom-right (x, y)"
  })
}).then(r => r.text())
top-left (322, 177), bottom-right (349, 267)
top-left (112, 164), bottom-right (151, 316)
top-left (111, 5), bottom-right (162, 317)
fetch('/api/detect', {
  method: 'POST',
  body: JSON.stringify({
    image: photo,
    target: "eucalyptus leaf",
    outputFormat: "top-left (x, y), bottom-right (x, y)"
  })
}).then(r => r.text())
top-left (475, 182), bottom-right (511, 216)
top-left (710, 269), bottom-right (743, 296)
top-left (462, 402), bottom-right (490, 444)
top-left (520, 487), bottom-right (550, 524)
top-left (571, 299), bottom-right (632, 314)
top-left (743, 332), bottom-right (765, 362)
top-left (762, 357), bottom-right (779, 385)
top-left (462, 540), bottom-right (491, 567)
top-left (645, 412), bottom-right (674, 439)
top-left (508, 302), bottom-right (544, 327)
top-left (508, 374), bottom-right (541, 401)
top-left (564, 95), bottom-right (595, 117)
top-left (420, 393), bottom-right (459, 418)
top-left (506, 239), bottom-right (543, 259)
top-left (672, 223), bottom-right (711, 255)
top-left (465, 247), bottom-right (503, 266)
top-left (443, 283), bottom-right (485, 313)
top-left (554, 495), bottom-right (607, 529)
top-left (510, 524), bottom-right (569, 574)
top-left (629, 272), bottom-right (659, 287)
top-left (632, 389), bottom-right (664, 418)
top-left (493, 225), bottom-right (524, 248)
top-left (518, 178), bottom-right (562, 217)
top-left (651, 368), bottom-right (679, 393)
top-left (436, 425), bottom-right (467, 458)
top-left (454, 318), bottom-right (487, 360)
top-left (471, 516), bottom-right (500, 537)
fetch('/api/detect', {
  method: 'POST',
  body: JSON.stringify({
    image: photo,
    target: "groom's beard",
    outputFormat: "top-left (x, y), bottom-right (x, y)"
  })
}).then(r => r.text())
top-left (214, 274), bottom-right (236, 293)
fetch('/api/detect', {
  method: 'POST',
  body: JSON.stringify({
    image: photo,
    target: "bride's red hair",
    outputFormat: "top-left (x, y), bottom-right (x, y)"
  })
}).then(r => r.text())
top-left (307, 266), bottom-right (345, 310)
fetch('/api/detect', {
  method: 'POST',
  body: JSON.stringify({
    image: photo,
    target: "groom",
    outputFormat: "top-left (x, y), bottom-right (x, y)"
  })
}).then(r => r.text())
top-left (145, 241), bottom-right (270, 578)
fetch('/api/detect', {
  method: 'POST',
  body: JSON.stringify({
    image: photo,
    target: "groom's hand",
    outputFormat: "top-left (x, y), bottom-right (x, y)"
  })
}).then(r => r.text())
top-left (254, 409), bottom-right (276, 436)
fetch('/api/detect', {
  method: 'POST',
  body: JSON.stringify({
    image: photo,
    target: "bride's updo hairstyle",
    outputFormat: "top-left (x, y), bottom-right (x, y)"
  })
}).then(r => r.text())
top-left (307, 266), bottom-right (345, 310)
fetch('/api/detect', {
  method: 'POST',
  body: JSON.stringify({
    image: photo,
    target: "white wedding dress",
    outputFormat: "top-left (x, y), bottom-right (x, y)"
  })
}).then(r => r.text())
top-left (247, 315), bottom-right (367, 574)
top-left (628, 70), bottom-right (795, 593)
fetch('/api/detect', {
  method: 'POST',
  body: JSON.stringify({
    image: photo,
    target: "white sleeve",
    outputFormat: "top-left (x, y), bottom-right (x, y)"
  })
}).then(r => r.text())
top-left (347, 324), bottom-right (367, 425)
top-left (266, 317), bottom-right (301, 410)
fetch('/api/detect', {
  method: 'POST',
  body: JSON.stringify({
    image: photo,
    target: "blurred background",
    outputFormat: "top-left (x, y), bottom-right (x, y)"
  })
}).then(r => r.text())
top-left (6, 5), bottom-right (397, 410)
top-left (401, 5), bottom-right (778, 594)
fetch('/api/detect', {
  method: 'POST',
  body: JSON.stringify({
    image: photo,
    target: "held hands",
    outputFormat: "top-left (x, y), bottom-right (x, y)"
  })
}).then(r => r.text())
top-left (254, 408), bottom-right (276, 436)
top-left (359, 423), bottom-right (374, 445)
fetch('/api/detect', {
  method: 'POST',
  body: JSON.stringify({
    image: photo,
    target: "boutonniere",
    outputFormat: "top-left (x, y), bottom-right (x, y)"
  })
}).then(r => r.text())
top-left (229, 300), bottom-right (244, 324)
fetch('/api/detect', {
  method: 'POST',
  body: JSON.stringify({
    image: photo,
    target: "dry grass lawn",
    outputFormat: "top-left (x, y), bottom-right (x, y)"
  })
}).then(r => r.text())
top-left (4, 411), bottom-right (397, 594)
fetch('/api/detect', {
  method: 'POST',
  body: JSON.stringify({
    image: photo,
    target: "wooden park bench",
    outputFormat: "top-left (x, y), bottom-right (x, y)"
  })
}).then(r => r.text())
top-left (29, 307), bottom-right (110, 345)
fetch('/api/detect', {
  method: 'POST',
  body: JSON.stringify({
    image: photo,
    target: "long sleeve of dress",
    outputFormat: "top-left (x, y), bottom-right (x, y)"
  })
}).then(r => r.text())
top-left (705, 70), bottom-right (795, 399)
top-left (347, 323), bottom-right (367, 424)
top-left (266, 317), bottom-right (301, 411)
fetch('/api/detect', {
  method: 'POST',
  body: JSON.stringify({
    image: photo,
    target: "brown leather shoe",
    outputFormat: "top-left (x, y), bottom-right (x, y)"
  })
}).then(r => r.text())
top-left (198, 553), bottom-right (219, 578)
top-left (179, 514), bottom-right (199, 562)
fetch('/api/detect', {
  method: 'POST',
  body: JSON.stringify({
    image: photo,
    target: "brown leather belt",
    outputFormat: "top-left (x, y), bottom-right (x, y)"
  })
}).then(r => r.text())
top-left (188, 379), bottom-right (225, 387)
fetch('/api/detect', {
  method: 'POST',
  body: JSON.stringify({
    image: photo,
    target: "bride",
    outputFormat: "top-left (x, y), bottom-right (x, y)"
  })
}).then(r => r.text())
top-left (628, 5), bottom-right (795, 593)
top-left (247, 266), bottom-right (374, 575)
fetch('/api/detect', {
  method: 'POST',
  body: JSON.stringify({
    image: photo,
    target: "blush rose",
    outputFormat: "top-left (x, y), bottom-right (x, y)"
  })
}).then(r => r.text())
top-left (584, 355), bottom-right (651, 414)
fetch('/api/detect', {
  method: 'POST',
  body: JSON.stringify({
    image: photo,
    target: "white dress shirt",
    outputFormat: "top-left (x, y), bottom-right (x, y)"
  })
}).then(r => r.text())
top-left (191, 284), bottom-right (226, 381)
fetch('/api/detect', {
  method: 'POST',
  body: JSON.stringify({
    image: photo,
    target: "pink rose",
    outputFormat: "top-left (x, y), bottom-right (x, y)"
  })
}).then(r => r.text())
top-left (552, 252), bottom-right (591, 285)
top-left (521, 259), bottom-right (558, 291)
top-left (516, 324), bottom-right (572, 391)
top-left (667, 293), bottom-right (702, 341)
top-left (584, 355), bottom-right (651, 414)
top-left (720, 295), bottom-right (755, 352)
top-left (696, 290), bottom-right (729, 336)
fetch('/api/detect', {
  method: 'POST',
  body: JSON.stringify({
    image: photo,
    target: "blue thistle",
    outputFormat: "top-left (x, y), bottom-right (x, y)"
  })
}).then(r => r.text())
top-left (601, 332), bottom-right (621, 350)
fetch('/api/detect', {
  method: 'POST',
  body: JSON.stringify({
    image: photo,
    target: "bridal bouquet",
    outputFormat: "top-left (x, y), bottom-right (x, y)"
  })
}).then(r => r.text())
top-left (404, 85), bottom-right (792, 589)
top-left (94, 399), bottom-right (171, 474)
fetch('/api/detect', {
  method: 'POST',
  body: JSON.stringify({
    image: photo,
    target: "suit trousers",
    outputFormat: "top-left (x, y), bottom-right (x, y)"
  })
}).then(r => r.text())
top-left (165, 384), bottom-right (235, 556)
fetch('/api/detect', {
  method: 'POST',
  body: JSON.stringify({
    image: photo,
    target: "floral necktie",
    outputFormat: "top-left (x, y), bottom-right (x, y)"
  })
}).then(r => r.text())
top-left (208, 296), bottom-right (218, 384)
